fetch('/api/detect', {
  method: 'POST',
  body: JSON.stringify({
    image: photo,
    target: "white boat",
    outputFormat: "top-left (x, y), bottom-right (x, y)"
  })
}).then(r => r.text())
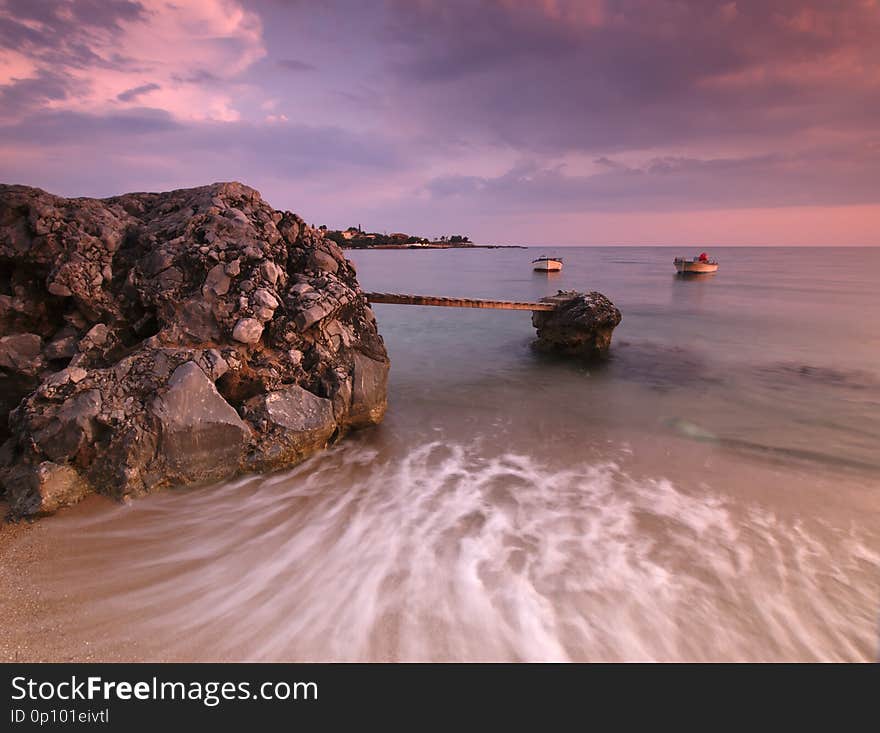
top-left (533, 256), bottom-right (563, 272)
top-left (674, 252), bottom-right (718, 274)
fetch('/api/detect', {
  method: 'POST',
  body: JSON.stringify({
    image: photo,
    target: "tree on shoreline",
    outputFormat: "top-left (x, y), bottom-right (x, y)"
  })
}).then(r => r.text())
top-left (324, 227), bottom-right (466, 247)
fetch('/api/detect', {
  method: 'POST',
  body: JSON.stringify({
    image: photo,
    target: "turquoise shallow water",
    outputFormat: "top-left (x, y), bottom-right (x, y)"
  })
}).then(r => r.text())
top-left (23, 246), bottom-right (880, 661)
top-left (352, 246), bottom-right (880, 474)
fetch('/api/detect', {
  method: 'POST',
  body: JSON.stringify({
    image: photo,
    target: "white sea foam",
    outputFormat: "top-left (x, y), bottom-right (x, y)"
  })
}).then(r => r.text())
top-left (46, 441), bottom-right (880, 661)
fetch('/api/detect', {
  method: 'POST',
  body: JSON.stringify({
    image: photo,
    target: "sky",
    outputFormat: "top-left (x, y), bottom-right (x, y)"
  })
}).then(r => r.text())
top-left (1, 0), bottom-right (879, 245)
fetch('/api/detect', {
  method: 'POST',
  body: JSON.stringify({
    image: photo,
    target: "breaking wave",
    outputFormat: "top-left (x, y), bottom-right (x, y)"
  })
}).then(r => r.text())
top-left (42, 441), bottom-right (880, 662)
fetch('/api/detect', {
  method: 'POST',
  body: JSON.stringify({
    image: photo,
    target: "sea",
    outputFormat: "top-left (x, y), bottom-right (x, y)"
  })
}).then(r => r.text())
top-left (16, 246), bottom-right (880, 661)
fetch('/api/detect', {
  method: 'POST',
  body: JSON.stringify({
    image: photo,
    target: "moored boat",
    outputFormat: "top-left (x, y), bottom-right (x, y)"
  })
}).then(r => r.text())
top-left (533, 256), bottom-right (563, 272)
top-left (674, 252), bottom-right (718, 274)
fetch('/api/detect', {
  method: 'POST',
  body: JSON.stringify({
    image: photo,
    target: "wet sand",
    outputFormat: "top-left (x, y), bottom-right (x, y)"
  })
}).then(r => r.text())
top-left (0, 507), bottom-right (49, 662)
top-left (0, 498), bottom-right (153, 662)
top-left (1, 426), bottom-right (877, 663)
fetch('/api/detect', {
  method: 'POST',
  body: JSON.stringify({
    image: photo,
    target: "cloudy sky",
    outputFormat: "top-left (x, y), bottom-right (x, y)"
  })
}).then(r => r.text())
top-left (1, 0), bottom-right (879, 244)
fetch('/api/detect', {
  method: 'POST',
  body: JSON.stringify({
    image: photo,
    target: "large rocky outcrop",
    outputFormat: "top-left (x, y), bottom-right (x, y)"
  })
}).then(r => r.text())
top-left (0, 182), bottom-right (389, 517)
top-left (532, 291), bottom-right (622, 358)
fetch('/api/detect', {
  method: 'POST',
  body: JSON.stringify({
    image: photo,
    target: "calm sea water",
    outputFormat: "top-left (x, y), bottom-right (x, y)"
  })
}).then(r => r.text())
top-left (21, 247), bottom-right (880, 661)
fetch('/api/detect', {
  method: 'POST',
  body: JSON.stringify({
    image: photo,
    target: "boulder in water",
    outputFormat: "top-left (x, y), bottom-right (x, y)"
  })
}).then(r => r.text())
top-left (531, 290), bottom-right (622, 359)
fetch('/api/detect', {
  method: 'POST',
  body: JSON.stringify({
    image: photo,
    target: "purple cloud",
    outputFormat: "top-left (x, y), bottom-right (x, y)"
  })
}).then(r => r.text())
top-left (277, 58), bottom-right (316, 72)
top-left (424, 146), bottom-right (880, 212)
top-left (1, 0), bottom-right (879, 243)
top-left (116, 82), bottom-right (160, 102)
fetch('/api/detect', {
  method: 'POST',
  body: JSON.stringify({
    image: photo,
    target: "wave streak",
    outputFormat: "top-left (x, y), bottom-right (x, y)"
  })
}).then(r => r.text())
top-left (43, 441), bottom-right (880, 662)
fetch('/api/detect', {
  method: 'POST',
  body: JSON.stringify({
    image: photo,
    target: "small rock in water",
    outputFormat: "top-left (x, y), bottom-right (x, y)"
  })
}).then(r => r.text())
top-left (531, 290), bottom-right (622, 359)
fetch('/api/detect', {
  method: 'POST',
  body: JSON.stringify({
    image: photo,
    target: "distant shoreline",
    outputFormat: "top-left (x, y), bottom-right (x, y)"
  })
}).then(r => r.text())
top-left (340, 244), bottom-right (528, 250)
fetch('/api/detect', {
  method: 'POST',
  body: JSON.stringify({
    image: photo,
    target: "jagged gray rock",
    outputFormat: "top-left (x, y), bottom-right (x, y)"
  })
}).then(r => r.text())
top-left (151, 361), bottom-right (252, 485)
top-left (4, 461), bottom-right (91, 517)
top-left (232, 317), bottom-right (263, 344)
top-left (0, 334), bottom-right (43, 376)
top-left (242, 385), bottom-right (337, 470)
top-left (0, 181), bottom-right (389, 517)
top-left (531, 290), bottom-right (622, 359)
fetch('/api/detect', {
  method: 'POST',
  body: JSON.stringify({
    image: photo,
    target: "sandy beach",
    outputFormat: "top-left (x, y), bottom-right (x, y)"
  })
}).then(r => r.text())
top-left (0, 506), bottom-right (48, 662)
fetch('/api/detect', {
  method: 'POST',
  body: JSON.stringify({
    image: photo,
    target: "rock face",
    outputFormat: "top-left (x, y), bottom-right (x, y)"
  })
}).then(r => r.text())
top-left (4, 461), bottom-right (91, 517)
top-left (531, 290), bottom-right (622, 359)
top-left (0, 182), bottom-right (389, 517)
top-left (151, 362), bottom-right (251, 485)
top-left (242, 385), bottom-right (337, 470)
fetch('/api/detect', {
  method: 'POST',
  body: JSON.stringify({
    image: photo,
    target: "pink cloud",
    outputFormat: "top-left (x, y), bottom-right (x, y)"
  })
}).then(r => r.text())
top-left (496, 0), bottom-right (606, 27)
top-left (2, 0), bottom-right (880, 243)
top-left (0, 0), bottom-right (266, 122)
top-left (466, 205), bottom-right (880, 246)
top-left (0, 48), bottom-right (36, 84)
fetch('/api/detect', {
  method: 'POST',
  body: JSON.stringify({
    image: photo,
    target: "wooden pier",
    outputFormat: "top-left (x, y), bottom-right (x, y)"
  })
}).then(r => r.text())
top-left (363, 292), bottom-right (556, 311)
top-left (363, 290), bottom-right (622, 359)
